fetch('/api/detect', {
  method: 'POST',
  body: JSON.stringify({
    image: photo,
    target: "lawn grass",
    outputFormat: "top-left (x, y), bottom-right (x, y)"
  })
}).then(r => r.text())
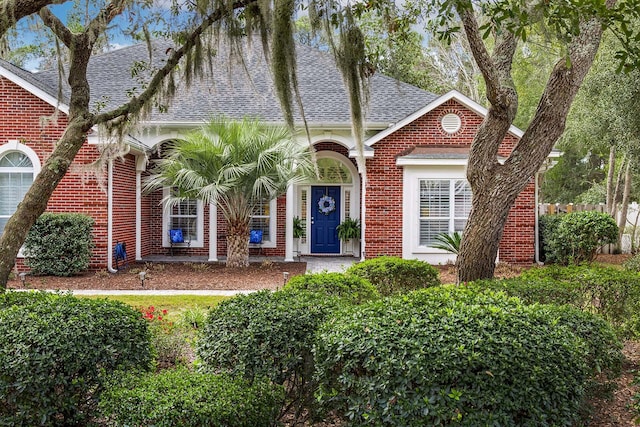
top-left (79, 294), bottom-right (228, 317)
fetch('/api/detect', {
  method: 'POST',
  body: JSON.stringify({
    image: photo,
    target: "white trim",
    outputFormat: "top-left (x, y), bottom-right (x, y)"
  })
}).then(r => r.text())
top-left (162, 188), bottom-right (205, 248)
top-left (285, 185), bottom-right (294, 261)
top-left (208, 203), bottom-right (218, 261)
top-left (397, 158), bottom-right (469, 166)
top-left (0, 66), bottom-right (69, 114)
top-left (250, 198), bottom-right (277, 248)
top-left (364, 90), bottom-right (525, 147)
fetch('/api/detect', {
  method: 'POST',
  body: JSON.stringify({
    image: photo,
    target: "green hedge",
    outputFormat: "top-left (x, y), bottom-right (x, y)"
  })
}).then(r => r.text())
top-left (543, 211), bottom-right (618, 265)
top-left (197, 290), bottom-right (341, 420)
top-left (314, 288), bottom-right (621, 426)
top-left (99, 368), bottom-right (283, 427)
top-left (283, 272), bottom-right (379, 304)
top-left (24, 212), bottom-right (94, 276)
top-left (0, 292), bottom-right (152, 426)
top-left (346, 256), bottom-right (440, 296)
top-left (470, 264), bottom-right (640, 338)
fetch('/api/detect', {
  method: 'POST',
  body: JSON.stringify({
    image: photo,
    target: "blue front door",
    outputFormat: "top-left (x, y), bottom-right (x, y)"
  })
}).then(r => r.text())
top-left (311, 186), bottom-right (341, 254)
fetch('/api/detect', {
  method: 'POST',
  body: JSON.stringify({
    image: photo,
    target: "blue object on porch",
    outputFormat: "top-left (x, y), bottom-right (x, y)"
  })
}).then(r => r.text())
top-left (169, 228), bottom-right (191, 255)
top-left (113, 241), bottom-right (127, 270)
top-left (249, 229), bottom-right (263, 244)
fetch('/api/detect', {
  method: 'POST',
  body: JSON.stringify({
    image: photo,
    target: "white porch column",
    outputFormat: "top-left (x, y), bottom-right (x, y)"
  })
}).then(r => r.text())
top-left (285, 184), bottom-right (294, 262)
top-left (208, 203), bottom-right (218, 262)
top-left (135, 155), bottom-right (146, 261)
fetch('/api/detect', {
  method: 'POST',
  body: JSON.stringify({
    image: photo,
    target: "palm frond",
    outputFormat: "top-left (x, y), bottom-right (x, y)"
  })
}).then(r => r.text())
top-left (431, 232), bottom-right (463, 255)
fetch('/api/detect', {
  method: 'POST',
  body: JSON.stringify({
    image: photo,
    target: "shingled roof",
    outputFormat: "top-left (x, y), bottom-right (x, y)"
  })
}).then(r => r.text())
top-left (32, 39), bottom-right (437, 126)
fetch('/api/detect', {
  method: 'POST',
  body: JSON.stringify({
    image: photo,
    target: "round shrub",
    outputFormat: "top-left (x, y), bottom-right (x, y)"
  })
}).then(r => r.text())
top-left (0, 293), bottom-right (153, 426)
top-left (544, 211), bottom-right (618, 265)
top-left (23, 212), bottom-right (95, 276)
top-left (472, 265), bottom-right (640, 338)
top-left (314, 291), bottom-right (597, 426)
top-left (197, 290), bottom-right (341, 420)
top-left (283, 272), bottom-right (379, 303)
top-left (99, 367), bottom-right (283, 427)
top-left (623, 253), bottom-right (640, 272)
top-left (346, 256), bottom-right (440, 296)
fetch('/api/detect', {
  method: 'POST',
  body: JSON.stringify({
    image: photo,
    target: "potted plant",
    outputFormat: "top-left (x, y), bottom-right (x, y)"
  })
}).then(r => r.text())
top-left (337, 217), bottom-right (361, 254)
top-left (293, 216), bottom-right (305, 256)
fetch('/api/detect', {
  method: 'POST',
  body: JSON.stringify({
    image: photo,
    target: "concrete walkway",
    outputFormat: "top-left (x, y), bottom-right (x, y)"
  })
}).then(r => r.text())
top-left (18, 256), bottom-right (360, 296)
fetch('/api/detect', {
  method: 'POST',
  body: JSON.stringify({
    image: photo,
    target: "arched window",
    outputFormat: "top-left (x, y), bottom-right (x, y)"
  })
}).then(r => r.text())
top-left (0, 152), bottom-right (34, 235)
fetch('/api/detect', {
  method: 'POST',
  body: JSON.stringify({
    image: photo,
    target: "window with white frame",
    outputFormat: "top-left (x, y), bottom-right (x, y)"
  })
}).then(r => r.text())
top-left (163, 187), bottom-right (203, 247)
top-left (419, 179), bottom-right (471, 246)
top-left (0, 152), bottom-right (34, 236)
top-left (168, 199), bottom-right (198, 242)
top-left (250, 198), bottom-right (276, 245)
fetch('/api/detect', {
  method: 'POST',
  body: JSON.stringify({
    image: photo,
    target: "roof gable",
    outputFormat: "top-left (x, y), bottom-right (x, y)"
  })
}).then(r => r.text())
top-left (0, 59), bottom-right (69, 114)
top-left (364, 90), bottom-right (524, 146)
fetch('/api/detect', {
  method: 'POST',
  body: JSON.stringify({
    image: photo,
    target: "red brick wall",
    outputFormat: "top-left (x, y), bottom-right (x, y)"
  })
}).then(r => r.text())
top-left (112, 155), bottom-right (137, 265)
top-left (366, 100), bottom-right (535, 264)
top-left (1, 76), bottom-right (111, 270)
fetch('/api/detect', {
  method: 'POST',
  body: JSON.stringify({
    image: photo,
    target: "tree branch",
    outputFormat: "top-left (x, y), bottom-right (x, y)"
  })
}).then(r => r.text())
top-left (94, 0), bottom-right (255, 126)
top-left (0, 0), bottom-right (67, 38)
top-left (86, 0), bottom-right (131, 42)
top-left (39, 7), bottom-right (74, 48)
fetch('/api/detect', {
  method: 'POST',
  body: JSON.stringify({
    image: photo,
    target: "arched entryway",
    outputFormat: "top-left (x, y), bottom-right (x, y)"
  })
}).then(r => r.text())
top-left (294, 150), bottom-right (360, 256)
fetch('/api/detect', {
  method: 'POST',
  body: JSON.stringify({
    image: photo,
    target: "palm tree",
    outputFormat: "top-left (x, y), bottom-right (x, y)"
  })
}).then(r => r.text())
top-left (145, 116), bottom-right (314, 267)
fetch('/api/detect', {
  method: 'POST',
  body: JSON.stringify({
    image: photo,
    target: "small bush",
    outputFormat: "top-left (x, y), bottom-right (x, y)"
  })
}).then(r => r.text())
top-left (283, 272), bottom-right (379, 304)
top-left (544, 211), bottom-right (618, 265)
top-left (623, 253), bottom-right (640, 272)
top-left (346, 256), bottom-right (440, 296)
top-left (315, 289), bottom-right (617, 426)
top-left (538, 214), bottom-right (562, 263)
top-left (99, 368), bottom-right (283, 427)
top-left (23, 212), bottom-right (94, 276)
top-left (472, 264), bottom-right (640, 338)
top-left (198, 290), bottom-right (341, 421)
top-left (0, 292), bottom-right (152, 426)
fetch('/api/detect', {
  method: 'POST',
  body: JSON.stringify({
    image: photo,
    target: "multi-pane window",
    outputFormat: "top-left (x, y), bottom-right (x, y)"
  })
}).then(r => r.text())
top-left (0, 152), bottom-right (34, 236)
top-left (250, 199), bottom-right (272, 243)
top-left (419, 179), bottom-right (471, 247)
top-left (169, 199), bottom-right (198, 242)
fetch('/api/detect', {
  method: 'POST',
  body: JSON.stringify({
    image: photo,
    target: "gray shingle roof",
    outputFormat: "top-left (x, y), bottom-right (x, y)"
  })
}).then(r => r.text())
top-left (0, 58), bottom-right (62, 102)
top-left (33, 39), bottom-right (437, 126)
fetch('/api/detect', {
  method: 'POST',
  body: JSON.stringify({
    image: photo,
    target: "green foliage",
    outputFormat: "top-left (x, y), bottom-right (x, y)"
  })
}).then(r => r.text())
top-left (346, 256), bottom-right (440, 296)
top-left (336, 217), bottom-right (361, 240)
top-left (283, 272), bottom-right (379, 304)
top-left (471, 264), bottom-right (640, 339)
top-left (293, 216), bottom-right (306, 239)
top-left (544, 211), bottom-right (618, 264)
top-left (0, 292), bottom-right (152, 426)
top-left (23, 212), bottom-right (94, 276)
top-left (314, 288), bottom-right (620, 426)
top-left (178, 306), bottom-right (209, 329)
top-left (623, 253), bottom-right (640, 272)
top-left (431, 231), bottom-right (462, 254)
top-left (99, 367), bottom-right (283, 427)
top-left (197, 290), bottom-right (341, 420)
top-left (538, 214), bottom-right (563, 263)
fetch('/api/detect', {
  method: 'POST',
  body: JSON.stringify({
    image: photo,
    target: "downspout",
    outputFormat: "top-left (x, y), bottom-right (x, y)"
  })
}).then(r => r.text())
top-left (534, 172), bottom-right (540, 264)
top-left (107, 159), bottom-right (118, 273)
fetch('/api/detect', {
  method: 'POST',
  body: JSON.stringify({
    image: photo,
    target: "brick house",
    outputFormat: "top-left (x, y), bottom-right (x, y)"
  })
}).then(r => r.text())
top-left (0, 41), bottom-right (550, 271)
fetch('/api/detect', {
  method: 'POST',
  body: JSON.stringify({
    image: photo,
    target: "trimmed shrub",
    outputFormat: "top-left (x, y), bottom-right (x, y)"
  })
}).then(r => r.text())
top-left (471, 265), bottom-right (640, 338)
top-left (283, 272), bottom-right (379, 303)
top-left (314, 289), bottom-right (614, 426)
top-left (99, 368), bottom-right (283, 427)
top-left (346, 256), bottom-right (440, 296)
top-left (0, 293), bottom-right (152, 426)
top-left (24, 212), bottom-right (94, 276)
top-left (538, 214), bottom-right (562, 263)
top-left (198, 290), bottom-right (341, 420)
top-left (623, 253), bottom-right (640, 272)
top-left (544, 211), bottom-right (618, 265)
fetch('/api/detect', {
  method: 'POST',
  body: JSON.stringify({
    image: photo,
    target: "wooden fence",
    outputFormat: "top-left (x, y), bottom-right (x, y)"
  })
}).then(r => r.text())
top-left (538, 203), bottom-right (607, 216)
